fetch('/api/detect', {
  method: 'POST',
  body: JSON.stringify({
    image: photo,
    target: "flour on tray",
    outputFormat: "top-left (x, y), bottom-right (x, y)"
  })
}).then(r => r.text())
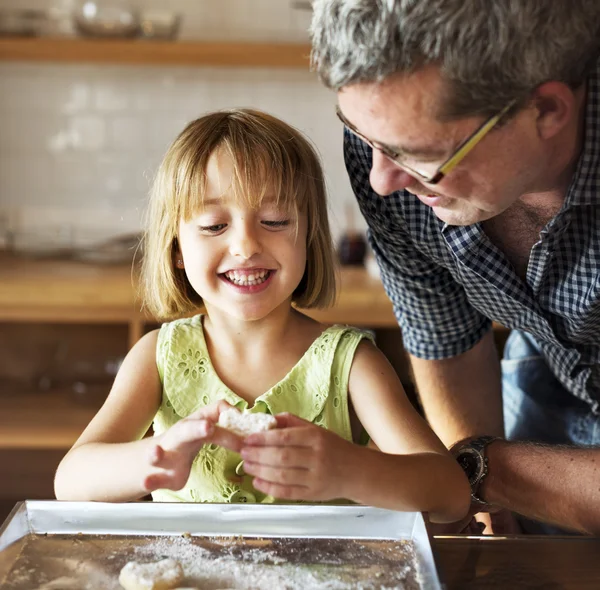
top-left (133, 534), bottom-right (420, 590)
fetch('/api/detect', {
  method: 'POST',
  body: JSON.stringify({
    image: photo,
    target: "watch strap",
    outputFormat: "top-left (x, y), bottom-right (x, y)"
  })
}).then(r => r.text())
top-left (457, 435), bottom-right (500, 506)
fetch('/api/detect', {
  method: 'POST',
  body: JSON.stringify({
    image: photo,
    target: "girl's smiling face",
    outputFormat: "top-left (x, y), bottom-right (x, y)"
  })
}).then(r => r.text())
top-left (177, 149), bottom-right (308, 322)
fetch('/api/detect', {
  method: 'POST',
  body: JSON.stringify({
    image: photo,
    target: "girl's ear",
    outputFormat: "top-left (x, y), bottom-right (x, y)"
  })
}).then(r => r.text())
top-left (172, 238), bottom-right (184, 269)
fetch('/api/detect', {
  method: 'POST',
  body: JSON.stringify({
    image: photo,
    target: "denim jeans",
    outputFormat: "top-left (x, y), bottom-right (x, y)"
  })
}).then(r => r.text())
top-left (502, 330), bottom-right (600, 534)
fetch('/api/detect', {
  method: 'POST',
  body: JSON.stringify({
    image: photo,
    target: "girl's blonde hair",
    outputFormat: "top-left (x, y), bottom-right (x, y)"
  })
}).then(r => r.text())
top-left (141, 108), bottom-right (337, 320)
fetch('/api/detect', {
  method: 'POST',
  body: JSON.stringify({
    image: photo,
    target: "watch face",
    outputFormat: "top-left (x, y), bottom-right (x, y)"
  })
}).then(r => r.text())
top-left (457, 450), bottom-right (481, 486)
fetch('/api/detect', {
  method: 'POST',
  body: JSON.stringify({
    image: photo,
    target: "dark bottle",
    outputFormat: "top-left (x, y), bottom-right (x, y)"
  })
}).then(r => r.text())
top-left (338, 231), bottom-right (367, 266)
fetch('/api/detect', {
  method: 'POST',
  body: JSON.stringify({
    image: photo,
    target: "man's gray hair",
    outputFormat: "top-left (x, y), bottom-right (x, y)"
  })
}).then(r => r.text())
top-left (310, 0), bottom-right (600, 119)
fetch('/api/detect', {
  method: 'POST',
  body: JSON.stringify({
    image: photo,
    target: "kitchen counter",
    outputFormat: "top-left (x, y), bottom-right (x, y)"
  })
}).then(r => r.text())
top-left (433, 534), bottom-right (600, 589)
top-left (0, 252), bottom-right (396, 347)
top-left (0, 253), bottom-right (401, 452)
top-left (0, 498), bottom-right (597, 589)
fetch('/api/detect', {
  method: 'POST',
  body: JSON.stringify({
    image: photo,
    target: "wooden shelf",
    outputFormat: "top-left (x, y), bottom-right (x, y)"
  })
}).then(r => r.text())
top-left (0, 253), bottom-right (508, 333)
top-left (0, 253), bottom-right (397, 330)
top-left (0, 254), bottom-right (396, 453)
top-left (0, 387), bottom-right (106, 450)
top-left (0, 37), bottom-right (312, 68)
top-left (306, 267), bottom-right (397, 328)
top-left (0, 255), bottom-right (138, 312)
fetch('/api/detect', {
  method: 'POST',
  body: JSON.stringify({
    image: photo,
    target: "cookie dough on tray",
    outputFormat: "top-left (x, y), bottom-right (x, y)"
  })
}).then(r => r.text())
top-left (119, 558), bottom-right (184, 590)
top-left (217, 408), bottom-right (277, 437)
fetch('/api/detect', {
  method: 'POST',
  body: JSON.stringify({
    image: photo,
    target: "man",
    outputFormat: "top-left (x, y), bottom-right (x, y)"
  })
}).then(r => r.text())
top-left (311, 0), bottom-right (600, 535)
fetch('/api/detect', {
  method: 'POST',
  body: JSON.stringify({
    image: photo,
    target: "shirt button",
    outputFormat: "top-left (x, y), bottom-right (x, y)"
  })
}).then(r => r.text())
top-left (235, 461), bottom-right (246, 476)
top-left (229, 490), bottom-right (256, 504)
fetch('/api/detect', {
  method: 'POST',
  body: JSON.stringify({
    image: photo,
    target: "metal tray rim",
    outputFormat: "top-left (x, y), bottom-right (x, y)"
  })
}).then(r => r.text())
top-left (1, 501), bottom-right (442, 590)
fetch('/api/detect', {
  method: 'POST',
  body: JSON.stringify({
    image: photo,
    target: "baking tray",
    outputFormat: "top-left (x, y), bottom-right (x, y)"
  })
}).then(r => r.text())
top-left (0, 501), bottom-right (441, 589)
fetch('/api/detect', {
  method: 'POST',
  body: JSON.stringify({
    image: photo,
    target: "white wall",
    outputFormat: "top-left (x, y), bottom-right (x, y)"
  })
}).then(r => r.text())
top-left (0, 0), bottom-right (365, 248)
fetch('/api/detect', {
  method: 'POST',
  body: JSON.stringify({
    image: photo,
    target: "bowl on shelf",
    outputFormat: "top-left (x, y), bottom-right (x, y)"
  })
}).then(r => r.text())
top-left (139, 10), bottom-right (181, 40)
top-left (0, 9), bottom-right (47, 37)
top-left (73, 1), bottom-right (139, 38)
top-left (9, 226), bottom-right (75, 259)
top-left (72, 232), bottom-right (141, 265)
top-left (8, 226), bottom-right (141, 265)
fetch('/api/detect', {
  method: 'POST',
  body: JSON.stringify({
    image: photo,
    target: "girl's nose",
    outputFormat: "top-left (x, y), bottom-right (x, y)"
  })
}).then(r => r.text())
top-left (229, 223), bottom-right (262, 259)
top-left (369, 149), bottom-right (415, 196)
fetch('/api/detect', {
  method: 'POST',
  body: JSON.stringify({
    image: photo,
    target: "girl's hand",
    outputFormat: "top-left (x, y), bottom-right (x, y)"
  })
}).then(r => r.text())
top-left (240, 413), bottom-right (357, 501)
top-left (143, 401), bottom-right (243, 492)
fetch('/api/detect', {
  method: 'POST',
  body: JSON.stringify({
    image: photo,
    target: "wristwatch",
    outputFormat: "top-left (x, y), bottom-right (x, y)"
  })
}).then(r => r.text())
top-left (453, 436), bottom-right (500, 506)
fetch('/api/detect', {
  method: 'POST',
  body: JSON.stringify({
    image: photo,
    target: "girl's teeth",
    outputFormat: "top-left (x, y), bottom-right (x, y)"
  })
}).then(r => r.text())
top-left (226, 270), bottom-right (269, 286)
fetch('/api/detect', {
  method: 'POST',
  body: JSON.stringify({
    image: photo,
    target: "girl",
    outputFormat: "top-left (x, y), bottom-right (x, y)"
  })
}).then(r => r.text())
top-left (54, 109), bottom-right (469, 523)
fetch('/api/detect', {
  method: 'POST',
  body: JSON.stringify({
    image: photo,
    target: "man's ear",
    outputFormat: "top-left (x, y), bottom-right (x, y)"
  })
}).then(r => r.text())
top-left (531, 81), bottom-right (578, 140)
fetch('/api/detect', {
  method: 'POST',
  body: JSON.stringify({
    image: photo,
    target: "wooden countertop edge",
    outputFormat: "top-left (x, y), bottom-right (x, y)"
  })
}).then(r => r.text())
top-left (0, 255), bottom-right (397, 326)
top-left (0, 254), bottom-right (508, 331)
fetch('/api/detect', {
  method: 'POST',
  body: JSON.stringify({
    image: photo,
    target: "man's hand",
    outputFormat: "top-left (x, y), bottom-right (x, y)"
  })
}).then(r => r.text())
top-left (240, 413), bottom-right (356, 502)
top-left (475, 509), bottom-right (521, 534)
top-left (143, 401), bottom-right (243, 492)
top-left (430, 437), bottom-right (521, 535)
top-left (428, 503), bottom-right (520, 535)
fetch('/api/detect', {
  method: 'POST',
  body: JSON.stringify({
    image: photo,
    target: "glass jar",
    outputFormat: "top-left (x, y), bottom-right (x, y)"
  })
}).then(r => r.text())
top-left (73, 1), bottom-right (139, 38)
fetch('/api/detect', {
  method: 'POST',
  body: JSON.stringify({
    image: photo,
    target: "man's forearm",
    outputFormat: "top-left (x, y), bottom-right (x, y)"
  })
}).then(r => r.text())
top-left (410, 330), bottom-right (504, 447)
top-left (482, 441), bottom-right (600, 535)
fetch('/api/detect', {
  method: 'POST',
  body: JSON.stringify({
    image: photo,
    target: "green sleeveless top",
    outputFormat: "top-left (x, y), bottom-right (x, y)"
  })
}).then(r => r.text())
top-left (151, 314), bottom-right (373, 504)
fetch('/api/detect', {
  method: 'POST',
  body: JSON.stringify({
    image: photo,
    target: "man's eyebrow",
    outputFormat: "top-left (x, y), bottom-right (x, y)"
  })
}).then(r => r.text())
top-left (379, 140), bottom-right (449, 159)
top-left (339, 107), bottom-right (450, 159)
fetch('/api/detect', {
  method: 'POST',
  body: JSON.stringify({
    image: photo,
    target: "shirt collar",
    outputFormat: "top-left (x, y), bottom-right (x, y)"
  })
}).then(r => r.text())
top-left (563, 56), bottom-right (600, 207)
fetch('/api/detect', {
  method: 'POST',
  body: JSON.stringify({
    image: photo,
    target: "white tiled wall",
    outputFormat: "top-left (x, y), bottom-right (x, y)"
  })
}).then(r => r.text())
top-left (0, 1), bottom-right (364, 248)
top-left (0, 0), bottom-right (315, 41)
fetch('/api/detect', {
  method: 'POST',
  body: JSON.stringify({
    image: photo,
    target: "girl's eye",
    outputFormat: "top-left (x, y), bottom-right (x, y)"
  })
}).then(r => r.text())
top-left (262, 219), bottom-right (290, 228)
top-left (199, 223), bottom-right (227, 234)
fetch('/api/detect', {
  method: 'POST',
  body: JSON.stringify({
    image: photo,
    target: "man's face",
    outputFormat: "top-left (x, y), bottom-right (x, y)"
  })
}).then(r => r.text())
top-left (337, 66), bottom-right (543, 226)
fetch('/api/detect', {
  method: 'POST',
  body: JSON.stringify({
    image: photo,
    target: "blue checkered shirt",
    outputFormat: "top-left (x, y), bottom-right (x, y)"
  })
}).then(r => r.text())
top-left (344, 58), bottom-right (600, 413)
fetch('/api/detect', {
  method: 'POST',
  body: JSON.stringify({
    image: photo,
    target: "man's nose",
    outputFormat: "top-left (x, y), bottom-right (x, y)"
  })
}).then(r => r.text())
top-left (369, 149), bottom-right (415, 196)
top-left (229, 222), bottom-right (262, 259)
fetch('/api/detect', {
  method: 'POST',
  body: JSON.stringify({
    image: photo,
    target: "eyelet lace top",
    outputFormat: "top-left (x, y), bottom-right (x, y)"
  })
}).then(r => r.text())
top-left (151, 314), bottom-right (373, 504)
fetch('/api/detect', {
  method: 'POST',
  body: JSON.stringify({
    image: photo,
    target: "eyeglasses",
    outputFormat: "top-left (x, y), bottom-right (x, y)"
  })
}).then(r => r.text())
top-left (336, 101), bottom-right (515, 185)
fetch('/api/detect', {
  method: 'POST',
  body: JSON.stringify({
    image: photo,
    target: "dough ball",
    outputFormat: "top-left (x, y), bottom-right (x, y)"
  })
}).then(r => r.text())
top-left (217, 408), bottom-right (277, 437)
top-left (119, 558), bottom-right (184, 590)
